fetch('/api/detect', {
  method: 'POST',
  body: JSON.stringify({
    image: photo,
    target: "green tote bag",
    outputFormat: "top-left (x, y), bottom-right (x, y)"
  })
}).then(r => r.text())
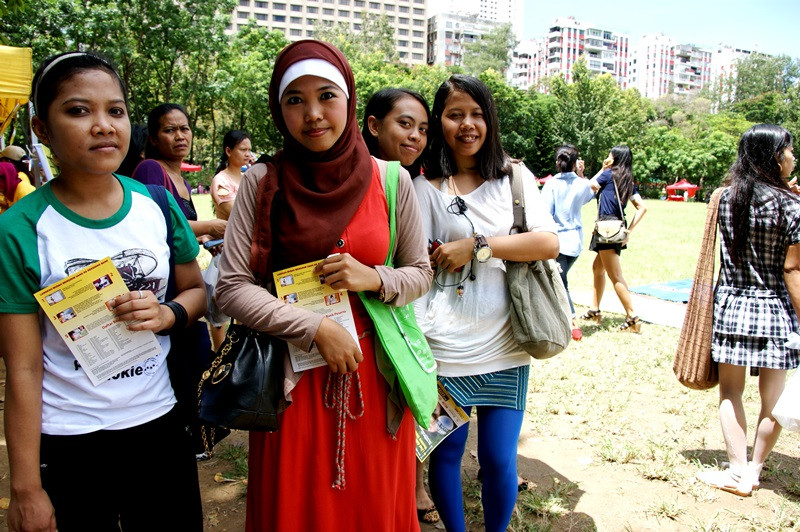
top-left (357, 161), bottom-right (437, 426)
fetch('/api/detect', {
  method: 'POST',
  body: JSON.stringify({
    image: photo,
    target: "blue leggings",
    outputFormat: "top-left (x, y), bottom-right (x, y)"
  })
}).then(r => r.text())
top-left (428, 405), bottom-right (524, 532)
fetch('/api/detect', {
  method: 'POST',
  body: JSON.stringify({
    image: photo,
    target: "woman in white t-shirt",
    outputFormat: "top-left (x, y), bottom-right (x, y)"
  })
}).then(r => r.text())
top-left (0, 52), bottom-right (206, 532)
top-left (413, 74), bottom-right (558, 532)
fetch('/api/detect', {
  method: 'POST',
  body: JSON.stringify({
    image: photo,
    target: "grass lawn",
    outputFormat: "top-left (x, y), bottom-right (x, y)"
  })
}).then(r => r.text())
top-left (194, 193), bottom-right (800, 531)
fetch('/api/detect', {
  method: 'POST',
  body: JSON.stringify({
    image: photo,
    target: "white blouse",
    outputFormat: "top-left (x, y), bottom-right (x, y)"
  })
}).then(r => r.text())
top-left (412, 166), bottom-right (557, 377)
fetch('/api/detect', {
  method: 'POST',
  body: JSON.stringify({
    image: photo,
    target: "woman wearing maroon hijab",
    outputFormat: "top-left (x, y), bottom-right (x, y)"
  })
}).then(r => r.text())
top-left (216, 40), bottom-right (432, 530)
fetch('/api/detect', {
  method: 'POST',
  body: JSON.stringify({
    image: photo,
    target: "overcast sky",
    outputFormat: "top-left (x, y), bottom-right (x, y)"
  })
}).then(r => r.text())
top-left (522, 0), bottom-right (800, 58)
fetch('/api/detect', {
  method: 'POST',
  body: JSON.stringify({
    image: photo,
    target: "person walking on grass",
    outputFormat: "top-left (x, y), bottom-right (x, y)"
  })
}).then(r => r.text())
top-left (697, 124), bottom-right (799, 496)
top-left (541, 144), bottom-right (594, 341)
top-left (581, 145), bottom-right (647, 332)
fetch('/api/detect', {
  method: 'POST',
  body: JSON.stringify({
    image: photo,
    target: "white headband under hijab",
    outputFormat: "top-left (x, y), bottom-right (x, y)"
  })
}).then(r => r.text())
top-left (278, 59), bottom-right (349, 101)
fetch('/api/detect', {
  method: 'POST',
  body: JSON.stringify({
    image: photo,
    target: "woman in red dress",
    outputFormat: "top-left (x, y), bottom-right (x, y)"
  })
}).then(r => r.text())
top-left (215, 40), bottom-right (432, 531)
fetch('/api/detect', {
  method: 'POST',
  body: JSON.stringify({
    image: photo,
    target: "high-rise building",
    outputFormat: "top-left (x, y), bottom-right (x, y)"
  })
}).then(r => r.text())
top-left (229, 0), bottom-right (429, 65)
top-left (510, 38), bottom-right (547, 91)
top-left (710, 44), bottom-right (753, 103)
top-left (428, 0), bottom-right (522, 39)
top-left (426, 11), bottom-right (502, 67)
top-left (628, 34), bottom-right (712, 99)
top-left (541, 17), bottom-right (630, 87)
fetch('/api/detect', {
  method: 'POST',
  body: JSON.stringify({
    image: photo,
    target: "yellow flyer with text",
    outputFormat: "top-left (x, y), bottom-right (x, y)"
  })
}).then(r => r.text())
top-left (273, 259), bottom-right (360, 372)
top-left (34, 257), bottom-right (162, 386)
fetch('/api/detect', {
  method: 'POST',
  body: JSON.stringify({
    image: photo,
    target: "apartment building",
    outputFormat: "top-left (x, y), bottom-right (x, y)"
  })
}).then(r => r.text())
top-left (230, 0), bottom-right (429, 65)
top-left (510, 38), bottom-right (547, 91)
top-left (428, 0), bottom-right (522, 40)
top-left (539, 17), bottom-right (630, 87)
top-left (426, 11), bottom-right (502, 67)
top-left (710, 44), bottom-right (753, 102)
top-left (628, 34), bottom-right (712, 99)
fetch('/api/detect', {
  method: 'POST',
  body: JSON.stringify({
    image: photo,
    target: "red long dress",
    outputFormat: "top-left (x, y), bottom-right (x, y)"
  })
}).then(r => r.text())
top-left (245, 167), bottom-right (419, 531)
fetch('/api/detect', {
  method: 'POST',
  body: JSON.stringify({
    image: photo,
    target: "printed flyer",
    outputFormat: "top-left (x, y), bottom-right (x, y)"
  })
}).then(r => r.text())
top-left (34, 257), bottom-right (162, 386)
top-left (415, 381), bottom-right (470, 461)
top-left (273, 259), bottom-right (360, 372)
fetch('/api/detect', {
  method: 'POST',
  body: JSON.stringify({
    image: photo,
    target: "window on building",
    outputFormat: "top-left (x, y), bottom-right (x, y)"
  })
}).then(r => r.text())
top-left (290, 16), bottom-right (301, 23)
top-left (386, 15), bottom-right (394, 22)
top-left (398, 28), bottom-right (408, 35)
top-left (290, 28), bottom-right (301, 35)
top-left (445, 31), bottom-right (452, 38)
top-left (354, 10), bottom-right (361, 18)
top-left (338, 9), bottom-right (349, 16)
top-left (386, 3), bottom-right (395, 10)
top-left (413, 7), bottom-right (423, 15)
top-left (307, 5), bottom-right (317, 11)
top-left (354, 0), bottom-right (364, 5)
top-left (413, 30), bottom-right (423, 38)
top-left (323, 8), bottom-right (333, 14)
top-left (274, 14), bottom-right (286, 21)
top-left (399, 51), bottom-right (408, 58)
top-left (237, 10), bottom-right (248, 18)
top-left (291, 4), bottom-right (302, 10)
top-left (256, 13), bottom-right (267, 19)
top-left (399, 16), bottom-right (408, 24)
top-left (398, 5), bottom-right (407, 12)
top-left (353, 23), bottom-right (361, 30)
top-left (255, 1), bottom-right (267, 6)
top-left (412, 53), bottom-right (423, 60)
top-left (307, 17), bottom-right (316, 24)
top-left (307, 29), bottom-right (315, 36)
top-left (369, 1), bottom-right (379, 8)
top-left (273, 2), bottom-right (285, 9)
top-left (398, 40), bottom-right (408, 47)
top-left (413, 41), bottom-right (423, 49)
top-left (413, 18), bottom-right (423, 26)
top-left (239, 0), bottom-right (249, 5)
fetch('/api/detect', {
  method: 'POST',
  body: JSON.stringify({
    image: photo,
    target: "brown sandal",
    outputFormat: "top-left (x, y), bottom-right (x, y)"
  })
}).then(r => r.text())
top-left (417, 507), bottom-right (440, 523)
top-left (580, 309), bottom-right (602, 322)
top-left (618, 316), bottom-right (641, 333)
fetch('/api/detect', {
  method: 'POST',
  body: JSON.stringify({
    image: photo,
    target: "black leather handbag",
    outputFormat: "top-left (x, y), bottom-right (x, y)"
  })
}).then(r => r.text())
top-left (198, 323), bottom-right (285, 432)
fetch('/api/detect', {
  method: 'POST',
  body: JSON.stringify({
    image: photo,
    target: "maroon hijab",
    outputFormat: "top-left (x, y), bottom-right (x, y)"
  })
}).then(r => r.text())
top-left (251, 40), bottom-right (373, 274)
top-left (0, 162), bottom-right (21, 202)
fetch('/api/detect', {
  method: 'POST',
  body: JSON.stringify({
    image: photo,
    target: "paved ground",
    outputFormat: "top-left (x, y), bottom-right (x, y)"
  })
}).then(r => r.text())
top-left (570, 290), bottom-right (687, 328)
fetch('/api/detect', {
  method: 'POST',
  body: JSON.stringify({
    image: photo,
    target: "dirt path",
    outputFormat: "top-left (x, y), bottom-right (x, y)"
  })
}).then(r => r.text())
top-left (2, 335), bottom-right (799, 532)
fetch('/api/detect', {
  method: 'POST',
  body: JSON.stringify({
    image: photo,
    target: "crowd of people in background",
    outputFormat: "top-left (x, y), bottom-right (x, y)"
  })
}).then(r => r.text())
top-left (0, 39), bottom-right (797, 532)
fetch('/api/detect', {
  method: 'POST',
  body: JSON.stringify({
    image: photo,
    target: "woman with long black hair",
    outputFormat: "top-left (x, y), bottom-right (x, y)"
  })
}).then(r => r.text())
top-left (697, 124), bottom-right (799, 496)
top-left (582, 145), bottom-right (647, 332)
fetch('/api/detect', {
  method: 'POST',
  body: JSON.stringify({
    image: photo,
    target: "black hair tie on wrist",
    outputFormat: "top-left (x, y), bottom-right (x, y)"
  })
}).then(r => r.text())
top-left (157, 300), bottom-right (188, 336)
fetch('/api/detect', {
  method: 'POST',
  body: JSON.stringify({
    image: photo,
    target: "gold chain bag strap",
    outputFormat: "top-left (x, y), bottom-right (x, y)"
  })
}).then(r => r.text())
top-left (673, 188), bottom-right (724, 390)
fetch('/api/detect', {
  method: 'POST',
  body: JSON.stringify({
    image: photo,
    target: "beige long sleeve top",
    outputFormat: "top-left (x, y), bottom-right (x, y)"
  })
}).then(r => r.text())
top-left (215, 157), bottom-right (433, 398)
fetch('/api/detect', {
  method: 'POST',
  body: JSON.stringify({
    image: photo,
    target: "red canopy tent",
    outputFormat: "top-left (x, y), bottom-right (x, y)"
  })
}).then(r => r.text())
top-left (666, 179), bottom-right (699, 201)
top-left (181, 162), bottom-right (202, 172)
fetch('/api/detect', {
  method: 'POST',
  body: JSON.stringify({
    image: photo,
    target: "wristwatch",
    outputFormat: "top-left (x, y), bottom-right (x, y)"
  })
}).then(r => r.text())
top-left (474, 234), bottom-right (492, 263)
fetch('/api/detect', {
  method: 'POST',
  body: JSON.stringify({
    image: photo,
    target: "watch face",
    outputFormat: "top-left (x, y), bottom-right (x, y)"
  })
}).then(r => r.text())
top-left (476, 246), bottom-right (492, 262)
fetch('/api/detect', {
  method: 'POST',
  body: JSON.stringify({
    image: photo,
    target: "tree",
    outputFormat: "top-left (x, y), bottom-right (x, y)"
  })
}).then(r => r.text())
top-left (463, 23), bottom-right (517, 76)
top-left (313, 12), bottom-right (397, 65)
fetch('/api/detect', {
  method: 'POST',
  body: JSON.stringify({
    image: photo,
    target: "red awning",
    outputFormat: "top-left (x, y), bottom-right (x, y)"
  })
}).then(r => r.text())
top-left (181, 162), bottom-right (202, 172)
top-left (666, 179), bottom-right (699, 192)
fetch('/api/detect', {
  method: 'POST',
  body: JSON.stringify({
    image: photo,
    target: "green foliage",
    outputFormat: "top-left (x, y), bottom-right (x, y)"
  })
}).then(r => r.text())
top-left (313, 12), bottom-right (397, 64)
top-left (463, 23), bottom-right (517, 76)
top-left (2, 3), bottom-right (796, 188)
